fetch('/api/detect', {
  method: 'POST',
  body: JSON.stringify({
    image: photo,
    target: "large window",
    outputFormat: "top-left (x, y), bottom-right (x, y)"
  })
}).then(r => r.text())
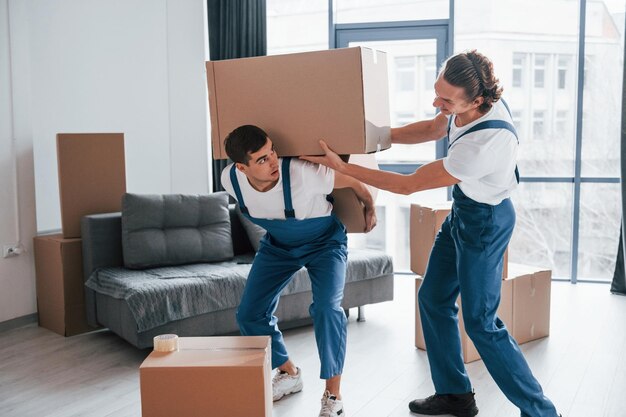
top-left (267, 0), bottom-right (624, 282)
top-left (456, 0), bottom-right (623, 282)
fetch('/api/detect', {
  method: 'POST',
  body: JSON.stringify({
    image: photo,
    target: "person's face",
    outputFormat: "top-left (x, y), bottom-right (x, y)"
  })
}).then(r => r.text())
top-left (432, 74), bottom-right (483, 116)
top-left (236, 137), bottom-right (280, 187)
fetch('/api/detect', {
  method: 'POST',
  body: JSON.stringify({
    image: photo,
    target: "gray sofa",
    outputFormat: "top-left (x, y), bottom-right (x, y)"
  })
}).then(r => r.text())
top-left (81, 192), bottom-right (394, 349)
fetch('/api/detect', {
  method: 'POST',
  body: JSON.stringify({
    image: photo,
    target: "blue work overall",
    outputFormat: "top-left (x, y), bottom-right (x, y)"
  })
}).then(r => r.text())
top-left (231, 158), bottom-right (348, 379)
top-left (418, 104), bottom-right (559, 417)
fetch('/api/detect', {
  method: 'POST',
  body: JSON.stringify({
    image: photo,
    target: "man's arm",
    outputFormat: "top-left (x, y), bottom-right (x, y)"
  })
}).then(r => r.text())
top-left (334, 172), bottom-right (377, 233)
top-left (302, 141), bottom-right (460, 195)
top-left (391, 112), bottom-right (449, 144)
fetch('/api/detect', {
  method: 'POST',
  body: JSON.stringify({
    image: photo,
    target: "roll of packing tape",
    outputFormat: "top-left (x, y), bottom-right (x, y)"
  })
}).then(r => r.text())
top-left (153, 334), bottom-right (179, 352)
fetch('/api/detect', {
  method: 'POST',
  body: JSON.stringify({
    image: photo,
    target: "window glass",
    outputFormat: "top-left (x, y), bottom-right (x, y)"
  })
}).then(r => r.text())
top-left (348, 188), bottom-right (448, 272)
top-left (335, 0), bottom-right (449, 24)
top-left (533, 110), bottom-right (546, 140)
top-left (512, 53), bottom-right (525, 87)
top-left (267, 0), bottom-right (328, 55)
top-left (581, 0), bottom-right (624, 177)
top-left (350, 39), bottom-right (439, 164)
top-left (534, 54), bottom-right (547, 88)
top-left (509, 183), bottom-right (573, 278)
top-left (578, 183), bottom-right (621, 281)
top-left (455, 0), bottom-right (579, 177)
top-left (557, 55), bottom-right (572, 89)
top-left (423, 56), bottom-right (437, 90)
top-left (395, 56), bottom-right (417, 92)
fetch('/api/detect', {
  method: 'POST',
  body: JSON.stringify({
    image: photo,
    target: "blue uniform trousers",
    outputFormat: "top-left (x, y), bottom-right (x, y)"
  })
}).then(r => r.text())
top-left (236, 229), bottom-right (348, 380)
top-left (419, 185), bottom-right (558, 417)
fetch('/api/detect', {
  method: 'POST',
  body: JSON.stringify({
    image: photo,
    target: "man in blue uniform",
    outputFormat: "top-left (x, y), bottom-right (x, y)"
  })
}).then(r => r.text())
top-left (221, 124), bottom-right (376, 417)
top-left (303, 50), bottom-right (561, 417)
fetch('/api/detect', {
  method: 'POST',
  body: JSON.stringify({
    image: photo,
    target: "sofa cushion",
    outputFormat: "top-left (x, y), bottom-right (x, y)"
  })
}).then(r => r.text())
top-left (235, 206), bottom-right (267, 252)
top-left (122, 193), bottom-right (233, 269)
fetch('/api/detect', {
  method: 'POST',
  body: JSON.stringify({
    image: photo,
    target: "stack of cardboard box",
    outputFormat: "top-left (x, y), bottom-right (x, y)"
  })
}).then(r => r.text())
top-left (33, 133), bottom-right (126, 336)
top-left (410, 202), bottom-right (552, 363)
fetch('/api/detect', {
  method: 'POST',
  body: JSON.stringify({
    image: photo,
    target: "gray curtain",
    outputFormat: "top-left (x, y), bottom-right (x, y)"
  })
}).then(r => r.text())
top-left (207, 0), bottom-right (267, 191)
top-left (612, 20), bottom-right (626, 295)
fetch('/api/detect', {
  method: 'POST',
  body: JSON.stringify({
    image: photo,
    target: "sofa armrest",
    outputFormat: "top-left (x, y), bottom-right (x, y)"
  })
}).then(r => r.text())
top-left (81, 212), bottom-right (124, 327)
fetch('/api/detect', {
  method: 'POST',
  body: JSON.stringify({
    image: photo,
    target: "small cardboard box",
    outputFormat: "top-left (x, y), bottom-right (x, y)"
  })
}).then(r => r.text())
top-left (414, 277), bottom-right (513, 363)
top-left (206, 47), bottom-right (391, 158)
top-left (33, 234), bottom-right (91, 336)
top-left (409, 202), bottom-right (508, 278)
top-left (331, 154), bottom-right (379, 233)
top-left (414, 264), bottom-right (552, 363)
top-left (507, 263), bottom-right (552, 344)
top-left (140, 336), bottom-right (272, 417)
top-left (57, 133), bottom-right (126, 238)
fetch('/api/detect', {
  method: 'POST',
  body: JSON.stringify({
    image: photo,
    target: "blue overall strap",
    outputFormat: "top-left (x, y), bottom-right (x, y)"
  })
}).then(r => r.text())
top-left (281, 157), bottom-right (296, 218)
top-left (229, 165), bottom-right (249, 215)
top-left (495, 98), bottom-right (520, 183)
top-left (501, 98), bottom-right (512, 117)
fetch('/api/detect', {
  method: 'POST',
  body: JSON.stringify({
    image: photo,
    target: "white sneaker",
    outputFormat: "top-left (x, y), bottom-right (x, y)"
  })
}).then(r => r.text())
top-left (319, 390), bottom-right (345, 417)
top-left (272, 367), bottom-right (303, 401)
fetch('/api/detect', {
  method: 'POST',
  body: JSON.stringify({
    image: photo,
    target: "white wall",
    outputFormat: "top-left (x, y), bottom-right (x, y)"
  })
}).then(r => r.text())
top-left (0, 0), bottom-right (211, 323)
top-left (0, 0), bottom-right (37, 323)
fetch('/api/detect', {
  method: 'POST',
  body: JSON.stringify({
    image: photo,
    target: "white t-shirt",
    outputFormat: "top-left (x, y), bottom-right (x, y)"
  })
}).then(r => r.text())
top-left (221, 158), bottom-right (335, 220)
top-left (443, 100), bottom-right (518, 205)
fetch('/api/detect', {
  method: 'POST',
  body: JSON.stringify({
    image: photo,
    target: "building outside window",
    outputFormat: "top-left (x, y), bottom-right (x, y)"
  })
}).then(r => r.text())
top-left (512, 53), bottom-right (526, 88)
top-left (557, 55), bottom-right (572, 89)
top-left (423, 56), bottom-right (436, 90)
top-left (534, 54), bottom-right (548, 88)
top-left (533, 110), bottom-right (546, 140)
top-left (555, 110), bottom-right (569, 139)
top-left (395, 56), bottom-right (417, 92)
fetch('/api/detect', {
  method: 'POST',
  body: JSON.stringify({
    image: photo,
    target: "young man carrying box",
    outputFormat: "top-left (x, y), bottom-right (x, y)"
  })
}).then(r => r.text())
top-left (221, 124), bottom-right (376, 417)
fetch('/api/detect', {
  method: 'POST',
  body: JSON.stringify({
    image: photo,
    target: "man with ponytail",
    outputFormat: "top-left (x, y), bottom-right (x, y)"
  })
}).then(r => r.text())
top-left (302, 50), bottom-right (561, 417)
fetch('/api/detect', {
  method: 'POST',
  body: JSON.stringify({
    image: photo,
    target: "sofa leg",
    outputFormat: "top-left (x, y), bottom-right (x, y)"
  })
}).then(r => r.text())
top-left (357, 306), bottom-right (366, 322)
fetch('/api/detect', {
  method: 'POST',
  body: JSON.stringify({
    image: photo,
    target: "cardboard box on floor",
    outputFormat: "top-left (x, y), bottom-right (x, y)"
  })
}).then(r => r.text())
top-left (206, 47), bottom-right (391, 158)
top-left (331, 154), bottom-right (379, 233)
top-left (414, 277), bottom-right (513, 363)
top-left (57, 133), bottom-right (126, 238)
top-left (33, 234), bottom-right (91, 336)
top-left (140, 336), bottom-right (272, 417)
top-left (414, 264), bottom-right (552, 363)
top-left (507, 263), bottom-right (552, 344)
top-left (409, 202), bottom-right (508, 278)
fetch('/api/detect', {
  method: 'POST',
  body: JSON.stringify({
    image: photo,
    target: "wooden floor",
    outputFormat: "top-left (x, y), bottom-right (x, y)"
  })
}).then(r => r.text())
top-left (1, 276), bottom-right (625, 417)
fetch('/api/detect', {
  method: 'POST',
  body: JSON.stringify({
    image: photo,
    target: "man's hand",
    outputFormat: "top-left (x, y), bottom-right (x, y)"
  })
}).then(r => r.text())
top-left (363, 204), bottom-right (377, 233)
top-left (300, 140), bottom-right (346, 172)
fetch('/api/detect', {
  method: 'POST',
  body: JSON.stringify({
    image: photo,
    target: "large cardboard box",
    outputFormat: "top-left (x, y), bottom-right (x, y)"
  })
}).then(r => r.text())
top-left (140, 336), bottom-right (272, 417)
top-left (414, 277), bottom-right (513, 363)
top-left (409, 202), bottom-right (508, 278)
top-left (33, 234), bottom-right (91, 336)
top-left (57, 133), bottom-right (126, 238)
top-left (414, 264), bottom-right (552, 363)
top-left (206, 47), bottom-right (391, 158)
top-left (331, 154), bottom-right (379, 233)
top-left (507, 263), bottom-right (552, 344)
